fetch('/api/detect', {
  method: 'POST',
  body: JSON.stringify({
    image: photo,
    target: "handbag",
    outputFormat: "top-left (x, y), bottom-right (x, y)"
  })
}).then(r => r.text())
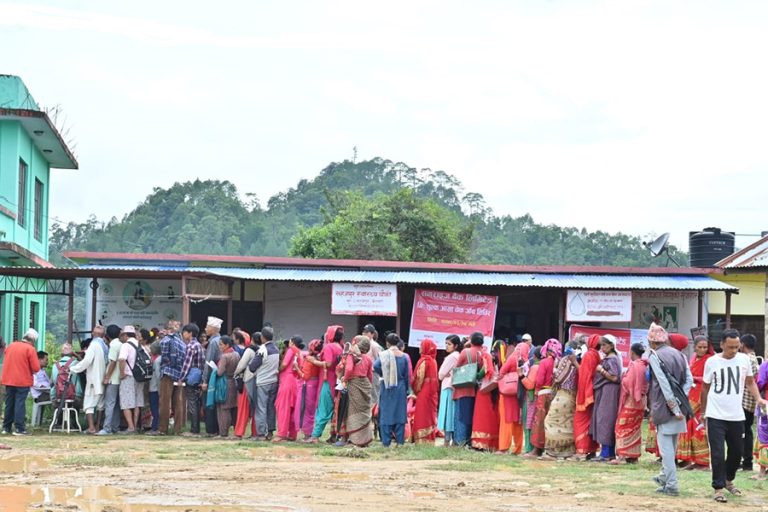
top-left (234, 374), bottom-right (244, 394)
top-left (498, 371), bottom-right (519, 396)
top-left (451, 352), bottom-right (478, 389)
top-left (185, 367), bottom-right (202, 387)
top-left (479, 374), bottom-right (498, 394)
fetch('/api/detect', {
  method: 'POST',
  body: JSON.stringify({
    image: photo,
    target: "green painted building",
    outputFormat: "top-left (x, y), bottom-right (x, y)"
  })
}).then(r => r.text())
top-left (0, 75), bottom-right (77, 347)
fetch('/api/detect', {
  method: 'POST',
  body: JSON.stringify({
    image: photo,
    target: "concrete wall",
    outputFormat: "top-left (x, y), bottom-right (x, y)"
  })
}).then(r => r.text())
top-left (708, 273), bottom-right (766, 316)
top-left (263, 281), bottom-right (358, 343)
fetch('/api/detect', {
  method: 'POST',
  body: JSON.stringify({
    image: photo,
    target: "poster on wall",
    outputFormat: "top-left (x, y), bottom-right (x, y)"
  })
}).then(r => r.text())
top-left (94, 279), bottom-right (182, 330)
top-left (331, 283), bottom-right (398, 316)
top-left (632, 302), bottom-right (679, 332)
top-left (408, 289), bottom-right (498, 349)
top-left (566, 290), bottom-right (632, 323)
top-left (568, 324), bottom-right (634, 368)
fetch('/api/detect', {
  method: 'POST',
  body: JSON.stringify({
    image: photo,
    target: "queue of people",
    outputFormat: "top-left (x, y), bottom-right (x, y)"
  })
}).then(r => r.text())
top-left (1, 320), bottom-right (767, 503)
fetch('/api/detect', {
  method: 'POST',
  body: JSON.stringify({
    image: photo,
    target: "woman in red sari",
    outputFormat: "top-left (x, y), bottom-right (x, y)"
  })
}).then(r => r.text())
top-left (677, 335), bottom-right (713, 469)
top-left (471, 333), bottom-right (499, 451)
top-left (573, 334), bottom-right (600, 461)
top-left (411, 338), bottom-right (439, 444)
top-left (526, 338), bottom-right (561, 458)
top-left (611, 343), bottom-right (648, 464)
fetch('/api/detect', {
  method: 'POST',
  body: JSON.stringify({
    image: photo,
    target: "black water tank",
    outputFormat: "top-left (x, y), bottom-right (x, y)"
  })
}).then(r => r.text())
top-left (689, 227), bottom-right (735, 267)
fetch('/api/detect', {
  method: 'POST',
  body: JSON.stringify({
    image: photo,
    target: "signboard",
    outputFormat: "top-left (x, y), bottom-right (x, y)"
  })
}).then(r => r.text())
top-left (93, 279), bottom-right (182, 330)
top-left (566, 290), bottom-right (632, 323)
top-left (331, 283), bottom-right (398, 316)
top-left (409, 289), bottom-right (498, 349)
top-left (568, 324), bottom-right (641, 368)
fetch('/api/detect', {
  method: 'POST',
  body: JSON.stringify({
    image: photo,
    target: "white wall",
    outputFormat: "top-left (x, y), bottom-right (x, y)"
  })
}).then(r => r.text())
top-left (263, 282), bottom-right (358, 342)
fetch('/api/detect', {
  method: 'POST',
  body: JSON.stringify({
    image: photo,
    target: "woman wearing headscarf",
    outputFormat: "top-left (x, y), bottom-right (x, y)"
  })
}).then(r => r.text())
top-left (611, 342), bottom-right (648, 464)
top-left (273, 336), bottom-right (304, 442)
top-left (437, 335), bottom-right (461, 446)
top-left (526, 338), bottom-right (561, 458)
top-left (215, 335), bottom-right (241, 438)
top-left (411, 338), bottom-right (439, 444)
top-left (591, 335), bottom-right (622, 461)
top-left (296, 339), bottom-right (324, 440)
top-left (452, 332), bottom-right (487, 447)
top-left (306, 326), bottom-right (344, 444)
top-left (676, 334), bottom-right (713, 470)
top-left (519, 346), bottom-right (541, 454)
top-left (542, 339), bottom-right (579, 460)
top-left (342, 336), bottom-right (374, 447)
top-left (573, 334), bottom-right (601, 461)
top-left (471, 338), bottom-right (499, 451)
top-left (497, 341), bottom-right (527, 454)
top-left (373, 333), bottom-right (410, 447)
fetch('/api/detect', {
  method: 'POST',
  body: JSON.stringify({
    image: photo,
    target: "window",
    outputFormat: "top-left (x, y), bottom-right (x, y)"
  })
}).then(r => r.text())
top-left (17, 159), bottom-right (27, 228)
top-left (13, 297), bottom-right (22, 340)
top-left (34, 179), bottom-right (43, 241)
top-left (29, 301), bottom-right (39, 331)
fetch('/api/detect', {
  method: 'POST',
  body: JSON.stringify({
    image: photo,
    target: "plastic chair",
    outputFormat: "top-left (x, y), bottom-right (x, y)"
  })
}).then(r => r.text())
top-left (49, 400), bottom-right (82, 433)
top-left (31, 400), bottom-right (52, 426)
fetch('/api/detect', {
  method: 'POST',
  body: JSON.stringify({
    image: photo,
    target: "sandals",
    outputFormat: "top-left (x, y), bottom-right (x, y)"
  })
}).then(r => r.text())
top-left (713, 491), bottom-right (727, 503)
top-left (725, 483), bottom-right (743, 496)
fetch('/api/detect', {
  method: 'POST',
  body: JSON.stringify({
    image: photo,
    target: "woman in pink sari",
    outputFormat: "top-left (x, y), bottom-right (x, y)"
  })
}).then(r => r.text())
top-left (295, 339), bottom-right (323, 439)
top-left (273, 336), bottom-right (304, 442)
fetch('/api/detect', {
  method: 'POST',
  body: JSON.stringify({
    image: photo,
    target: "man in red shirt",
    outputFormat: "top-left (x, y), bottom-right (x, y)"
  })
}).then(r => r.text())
top-left (1, 329), bottom-right (41, 435)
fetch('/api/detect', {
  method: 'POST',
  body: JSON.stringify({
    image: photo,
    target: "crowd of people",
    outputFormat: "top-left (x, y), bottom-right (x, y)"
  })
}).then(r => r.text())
top-left (1, 319), bottom-right (767, 503)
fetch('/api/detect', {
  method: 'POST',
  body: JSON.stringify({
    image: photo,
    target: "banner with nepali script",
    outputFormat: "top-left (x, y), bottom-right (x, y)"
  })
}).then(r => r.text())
top-left (408, 289), bottom-right (498, 349)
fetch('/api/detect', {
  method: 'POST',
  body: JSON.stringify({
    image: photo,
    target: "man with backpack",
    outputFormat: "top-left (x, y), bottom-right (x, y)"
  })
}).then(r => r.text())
top-left (118, 325), bottom-right (148, 434)
top-left (51, 344), bottom-right (83, 408)
top-left (71, 326), bottom-right (108, 434)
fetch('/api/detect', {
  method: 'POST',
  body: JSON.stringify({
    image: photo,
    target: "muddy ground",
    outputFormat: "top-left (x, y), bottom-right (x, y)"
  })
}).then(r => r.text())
top-left (1, 437), bottom-right (766, 512)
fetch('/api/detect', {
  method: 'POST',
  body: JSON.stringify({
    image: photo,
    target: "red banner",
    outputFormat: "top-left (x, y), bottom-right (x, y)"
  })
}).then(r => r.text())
top-left (409, 289), bottom-right (498, 349)
top-left (568, 324), bottom-right (631, 368)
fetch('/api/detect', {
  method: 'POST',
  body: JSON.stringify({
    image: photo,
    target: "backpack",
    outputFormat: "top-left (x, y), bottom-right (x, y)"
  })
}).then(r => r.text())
top-left (128, 342), bottom-right (153, 383)
top-left (55, 358), bottom-right (76, 401)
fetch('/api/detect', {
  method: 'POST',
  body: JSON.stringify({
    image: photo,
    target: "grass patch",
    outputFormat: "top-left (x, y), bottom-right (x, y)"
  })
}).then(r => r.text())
top-left (57, 454), bottom-right (127, 467)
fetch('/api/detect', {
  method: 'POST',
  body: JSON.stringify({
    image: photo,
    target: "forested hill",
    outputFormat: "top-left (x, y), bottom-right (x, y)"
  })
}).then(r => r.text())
top-left (49, 158), bottom-right (685, 266)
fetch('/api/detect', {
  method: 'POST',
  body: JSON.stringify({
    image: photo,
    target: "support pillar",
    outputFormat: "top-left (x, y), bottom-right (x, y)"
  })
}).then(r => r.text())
top-left (226, 281), bottom-right (234, 333)
top-left (90, 278), bottom-right (99, 329)
top-left (181, 275), bottom-right (190, 326)
top-left (725, 291), bottom-right (732, 330)
top-left (67, 279), bottom-right (74, 342)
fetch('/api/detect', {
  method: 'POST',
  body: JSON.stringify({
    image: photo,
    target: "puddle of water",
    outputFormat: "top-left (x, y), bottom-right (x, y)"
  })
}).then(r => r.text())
top-left (0, 455), bottom-right (49, 473)
top-left (0, 486), bottom-right (274, 512)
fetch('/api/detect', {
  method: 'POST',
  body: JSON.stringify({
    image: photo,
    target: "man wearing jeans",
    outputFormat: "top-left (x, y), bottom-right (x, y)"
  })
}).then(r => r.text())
top-left (250, 326), bottom-right (279, 440)
top-left (1, 329), bottom-right (41, 435)
top-left (646, 322), bottom-right (692, 497)
top-left (740, 333), bottom-right (760, 471)
top-left (178, 323), bottom-right (204, 436)
top-left (701, 329), bottom-right (767, 503)
top-left (97, 324), bottom-right (123, 435)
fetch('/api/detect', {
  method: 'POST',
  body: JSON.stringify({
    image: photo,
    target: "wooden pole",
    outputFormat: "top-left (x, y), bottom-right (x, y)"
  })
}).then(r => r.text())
top-left (725, 291), bottom-right (732, 329)
top-left (67, 279), bottom-right (74, 342)
top-left (697, 290), bottom-right (703, 328)
top-left (226, 280), bottom-right (234, 334)
top-left (181, 275), bottom-right (190, 326)
top-left (90, 278), bottom-right (99, 329)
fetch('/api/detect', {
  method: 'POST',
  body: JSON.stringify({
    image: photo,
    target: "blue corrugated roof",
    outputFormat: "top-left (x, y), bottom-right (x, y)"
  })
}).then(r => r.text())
top-left (197, 267), bottom-right (737, 291)
top-left (75, 264), bottom-right (737, 291)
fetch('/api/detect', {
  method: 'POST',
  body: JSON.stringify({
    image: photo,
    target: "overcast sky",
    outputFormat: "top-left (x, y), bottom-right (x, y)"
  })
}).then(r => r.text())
top-left (2, 1), bottom-right (766, 252)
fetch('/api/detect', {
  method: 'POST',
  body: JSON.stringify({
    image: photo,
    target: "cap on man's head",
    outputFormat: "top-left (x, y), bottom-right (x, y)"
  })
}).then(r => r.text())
top-left (647, 322), bottom-right (668, 343)
top-left (207, 316), bottom-right (223, 329)
top-left (521, 333), bottom-right (532, 341)
top-left (121, 325), bottom-right (136, 336)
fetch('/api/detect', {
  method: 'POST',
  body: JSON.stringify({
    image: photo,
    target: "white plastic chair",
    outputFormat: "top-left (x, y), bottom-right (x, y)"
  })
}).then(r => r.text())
top-left (49, 400), bottom-right (82, 433)
top-left (31, 400), bottom-right (52, 426)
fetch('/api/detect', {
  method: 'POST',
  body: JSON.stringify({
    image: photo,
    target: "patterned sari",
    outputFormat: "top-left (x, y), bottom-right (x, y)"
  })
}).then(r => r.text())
top-left (676, 353), bottom-right (712, 466)
top-left (544, 357), bottom-right (577, 457)
top-left (615, 358), bottom-right (648, 459)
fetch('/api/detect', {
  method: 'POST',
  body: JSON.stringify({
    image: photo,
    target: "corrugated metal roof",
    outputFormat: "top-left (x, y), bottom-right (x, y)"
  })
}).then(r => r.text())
top-left (200, 267), bottom-right (737, 291)
top-left (716, 235), bottom-right (768, 269)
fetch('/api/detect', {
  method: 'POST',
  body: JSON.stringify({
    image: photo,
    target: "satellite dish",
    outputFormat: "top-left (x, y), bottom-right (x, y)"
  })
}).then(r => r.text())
top-left (643, 232), bottom-right (680, 267)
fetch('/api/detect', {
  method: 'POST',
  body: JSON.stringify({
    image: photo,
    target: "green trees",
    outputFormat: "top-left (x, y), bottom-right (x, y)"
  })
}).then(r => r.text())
top-left (289, 189), bottom-right (472, 262)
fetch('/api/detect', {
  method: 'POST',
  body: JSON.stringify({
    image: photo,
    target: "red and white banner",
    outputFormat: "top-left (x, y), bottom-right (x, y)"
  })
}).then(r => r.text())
top-left (568, 324), bottom-right (649, 368)
top-left (331, 283), bottom-right (398, 316)
top-left (409, 289), bottom-right (498, 349)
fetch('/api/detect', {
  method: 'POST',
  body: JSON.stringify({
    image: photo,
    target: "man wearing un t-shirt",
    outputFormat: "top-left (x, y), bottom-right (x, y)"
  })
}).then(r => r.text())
top-left (701, 329), bottom-right (768, 503)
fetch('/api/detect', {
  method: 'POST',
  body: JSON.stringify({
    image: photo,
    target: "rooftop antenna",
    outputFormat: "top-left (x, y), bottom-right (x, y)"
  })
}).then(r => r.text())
top-left (352, 146), bottom-right (358, 164)
top-left (643, 232), bottom-right (680, 267)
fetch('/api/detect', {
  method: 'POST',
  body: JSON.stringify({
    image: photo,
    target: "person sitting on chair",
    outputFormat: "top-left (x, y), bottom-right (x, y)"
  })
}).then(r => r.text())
top-left (31, 351), bottom-right (52, 403)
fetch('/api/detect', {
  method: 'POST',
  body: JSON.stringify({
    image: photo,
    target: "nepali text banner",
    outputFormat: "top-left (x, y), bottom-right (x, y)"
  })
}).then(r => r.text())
top-left (331, 283), bottom-right (398, 316)
top-left (568, 324), bottom-right (649, 368)
top-left (566, 290), bottom-right (632, 323)
top-left (409, 289), bottom-right (498, 349)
